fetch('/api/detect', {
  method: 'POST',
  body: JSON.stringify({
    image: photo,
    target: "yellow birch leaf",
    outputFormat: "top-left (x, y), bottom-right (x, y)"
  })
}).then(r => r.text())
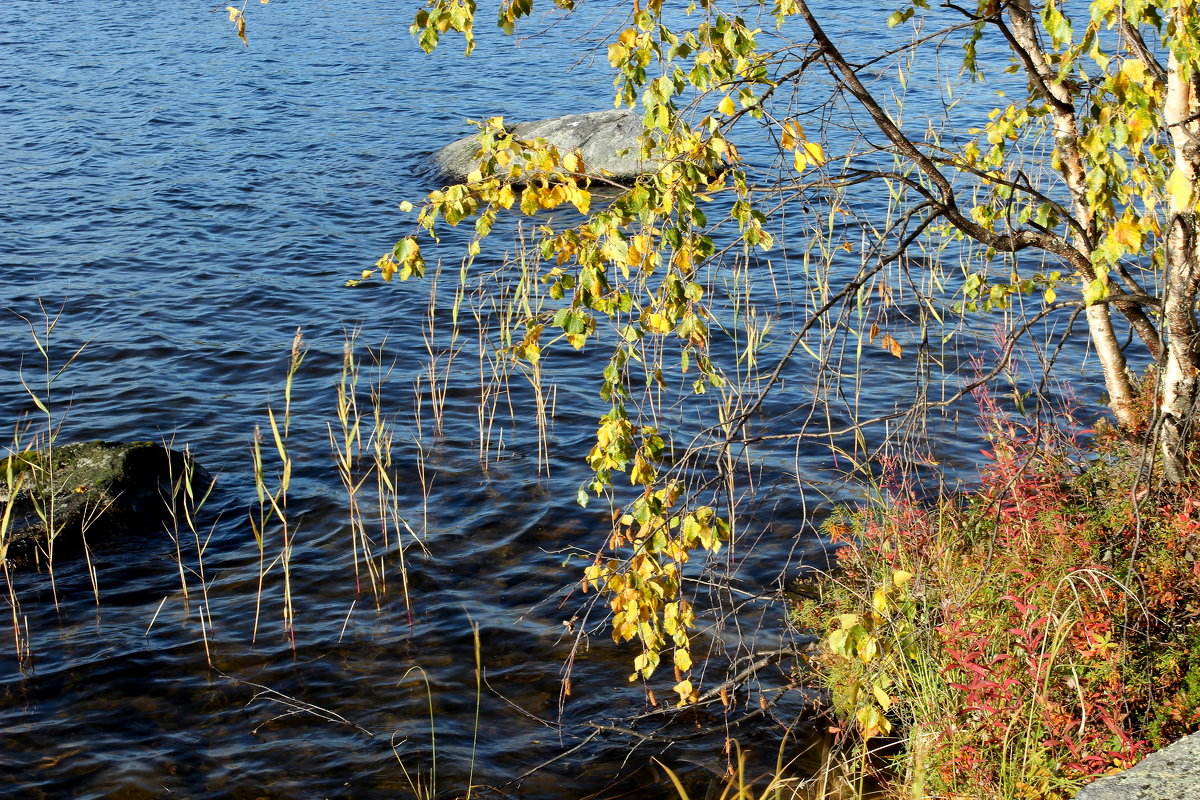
top-left (1083, 277), bottom-right (1109, 306)
top-left (673, 678), bottom-right (698, 705)
top-left (496, 184), bottom-right (516, 209)
top-left (226, 6), bottom-right (241, 21)
top-left (793, 148), bottom-right (808, 172)
top-left (674, 648), bottom-right (692, 672)
top-left (837, 613), bottom-right (861, 629)
top-left (859, 634), bottom-right (878, 663)
top-left (856, 705), bottom-right (892, 739)
top-left (569, 187), bottom-right (591, 214)
top-left (717, 95), bottom-right (736, 115)
top-left (781, 120), bottom-right (801, 150)
top-left (1121, 58), bottom-right (1146, 85)
top-left (646, 312), bottom-right (671, 334)
top-left (1167, 168), bottom-right (1194, 210)
top-left (801, 140), bottom-right (825, 165)
top-left (1111, 219), bottom-right (1142, 251)
top-left (872, 684), bottom-right (893, 712)
top-left (872, 588), bottom-right (891, 615)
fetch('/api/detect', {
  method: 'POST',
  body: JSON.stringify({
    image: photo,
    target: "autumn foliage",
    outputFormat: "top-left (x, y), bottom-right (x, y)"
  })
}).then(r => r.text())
top-left (797, 386), bottom-right (1200, 798)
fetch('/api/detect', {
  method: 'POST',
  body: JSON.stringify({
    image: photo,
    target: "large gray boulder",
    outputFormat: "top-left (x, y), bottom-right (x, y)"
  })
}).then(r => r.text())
top-left (0, 440), bottom-right (213, 568)
top-left (433, 109), bottom-right (647, 184)
top-left (1076, 732), bottom-right (1200, 799)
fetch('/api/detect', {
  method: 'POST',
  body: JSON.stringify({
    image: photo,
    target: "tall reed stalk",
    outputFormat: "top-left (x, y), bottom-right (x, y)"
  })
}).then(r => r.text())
top-left (331, 329), bottom-right (426, 621)
top-left (159, 437), bottom-right (218, 664)
top-left (12, 305), bottom-right (89, 604)
top-left (249, 327), bottom-right (306, 645)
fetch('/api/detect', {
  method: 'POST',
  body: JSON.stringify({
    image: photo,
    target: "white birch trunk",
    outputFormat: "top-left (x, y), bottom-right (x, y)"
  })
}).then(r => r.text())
top-left (1006, 0), bottom-right (1138, 429)
top-left (1159, 52), bottom-right (1200, 480)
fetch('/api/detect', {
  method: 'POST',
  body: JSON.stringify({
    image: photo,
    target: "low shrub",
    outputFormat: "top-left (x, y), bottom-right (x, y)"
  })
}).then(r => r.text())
top-left (795, 388), bottom-right (1200, 798)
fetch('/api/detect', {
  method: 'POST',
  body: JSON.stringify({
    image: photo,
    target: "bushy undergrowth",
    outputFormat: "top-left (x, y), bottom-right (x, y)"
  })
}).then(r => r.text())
top-left (795, 388), bottom-right (1200, 799)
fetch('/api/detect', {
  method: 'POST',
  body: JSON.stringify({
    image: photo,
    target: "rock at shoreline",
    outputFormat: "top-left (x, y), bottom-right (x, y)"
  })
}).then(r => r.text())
top-left (433, 109), bottom-right (646, 184)
top-left (0, 440), bottom-right (213, 568)
top-left (1076, 731), bottom-right (1200, 799)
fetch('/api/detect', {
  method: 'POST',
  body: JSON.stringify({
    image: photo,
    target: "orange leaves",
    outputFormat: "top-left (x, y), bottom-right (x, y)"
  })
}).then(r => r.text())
top-left (868, 320), bottom-right (903, 359)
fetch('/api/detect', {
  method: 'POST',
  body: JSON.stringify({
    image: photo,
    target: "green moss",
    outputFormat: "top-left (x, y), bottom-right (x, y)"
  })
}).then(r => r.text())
top-left (1, 440), bottom-right (211, 568)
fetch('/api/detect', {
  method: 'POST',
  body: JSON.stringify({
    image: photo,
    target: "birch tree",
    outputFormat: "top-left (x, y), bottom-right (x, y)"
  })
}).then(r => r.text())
top-left (790, 0), bottom-right (1200, 480)
top-left (329, 0), bottom-right (1200, 696)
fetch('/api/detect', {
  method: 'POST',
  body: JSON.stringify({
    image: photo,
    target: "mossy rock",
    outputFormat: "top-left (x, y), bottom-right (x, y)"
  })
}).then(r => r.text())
top-left (0, 440), bottom-right (213, 569)
top-left (433, 109), bottom-right (648, 184)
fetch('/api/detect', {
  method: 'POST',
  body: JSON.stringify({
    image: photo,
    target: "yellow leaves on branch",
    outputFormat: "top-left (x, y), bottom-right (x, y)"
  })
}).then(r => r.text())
top-left (607, 27), bottom-right (645, 68)
top-left (225, 2), bottom-right (265, 45)
top-left (226, 5), bottom-right (248, 45)
top-left (349, 237), bottom-right (425, 286)
top-left (793, 142), bottom-right (825, 172)
top-left (822, 569), bottom-right (914, 739)
top-left (578, 483), bottom-right (726, 703)
top-left (672, 678), bottom-right (698, 706)
top-left (411, 0), bottom-right (478, 55)
top-left (522, 182), bottom-right (592, 215)
top-left (1120, 58), bottom-right (1147, 86)
top-left (780, 119), bottom-right (824, 172)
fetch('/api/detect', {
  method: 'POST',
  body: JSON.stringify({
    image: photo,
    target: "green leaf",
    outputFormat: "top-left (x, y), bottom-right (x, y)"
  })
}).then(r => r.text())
top-left (1083, 278), bottom-right (1109, 306)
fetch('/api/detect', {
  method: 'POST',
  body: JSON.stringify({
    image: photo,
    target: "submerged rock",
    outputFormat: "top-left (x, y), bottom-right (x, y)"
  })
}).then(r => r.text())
top-left (433, 109), bottom-right (647, 184)
top-left (0, 440), bottom-right (213, 568)
top-left (1076, 731), bottom-right (1200, 799)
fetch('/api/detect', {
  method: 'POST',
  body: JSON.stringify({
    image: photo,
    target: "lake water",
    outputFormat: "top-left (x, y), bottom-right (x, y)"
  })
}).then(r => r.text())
top-left (0, 2), bottom-right (1103, 797)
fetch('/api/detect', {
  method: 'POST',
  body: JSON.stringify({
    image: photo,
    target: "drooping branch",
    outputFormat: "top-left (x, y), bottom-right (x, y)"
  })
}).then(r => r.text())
top-left (794, 0), bottom-right (1091, 273)
top-left (1118, 14), bottom-right (1167, 84)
